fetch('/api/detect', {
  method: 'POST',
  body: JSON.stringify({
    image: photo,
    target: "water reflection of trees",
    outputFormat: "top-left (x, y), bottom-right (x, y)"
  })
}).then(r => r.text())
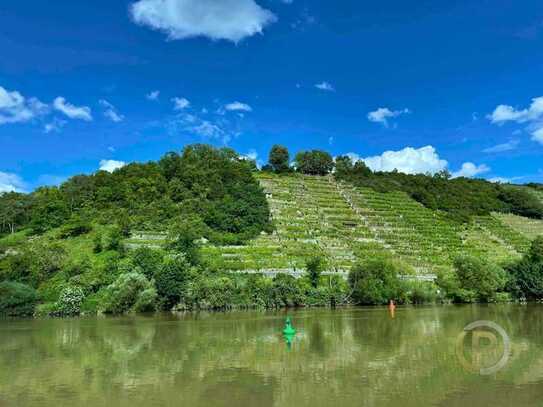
top-left (1, 306), bottom-right (543, 406)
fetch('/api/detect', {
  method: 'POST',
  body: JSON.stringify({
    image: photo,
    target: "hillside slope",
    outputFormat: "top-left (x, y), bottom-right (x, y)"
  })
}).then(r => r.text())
top-left (196, 174), bottom-right (542, 275)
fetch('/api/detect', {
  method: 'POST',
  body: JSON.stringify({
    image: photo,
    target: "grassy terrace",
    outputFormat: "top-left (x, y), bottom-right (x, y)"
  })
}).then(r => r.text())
top-left (127, 174), bottom-right (542, 274)
top-left (495, 212), bottom-right (543, 240)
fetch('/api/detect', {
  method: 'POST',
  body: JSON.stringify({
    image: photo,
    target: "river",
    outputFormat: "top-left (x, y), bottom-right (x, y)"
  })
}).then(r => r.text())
top-left (1, 304), bottom-right (542, 406)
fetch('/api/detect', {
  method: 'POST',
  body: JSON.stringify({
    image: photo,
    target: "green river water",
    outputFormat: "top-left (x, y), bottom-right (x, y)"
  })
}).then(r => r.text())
top-left (1, 304), bottom-right (542, 406)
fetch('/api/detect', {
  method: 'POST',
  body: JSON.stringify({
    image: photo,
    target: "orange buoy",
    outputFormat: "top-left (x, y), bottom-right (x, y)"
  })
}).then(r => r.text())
top-left (388, 300), bottom-right (396, 318)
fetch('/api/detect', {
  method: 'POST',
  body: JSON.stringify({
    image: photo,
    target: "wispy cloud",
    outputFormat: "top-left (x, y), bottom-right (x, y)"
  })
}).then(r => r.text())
top-left (53, 97), bottom-right (93, 121)
top-left (168, 110), bottom-right (236, 145)
top-left (482, 139), bottom-right (519, 154)
top-left (367, 107), bottom-right (410, 127)
top-left (43, 118), bottom-right (67, 134)
top-left (172, 97), bottom-right (190, 111)
top-left (224, 101), bottom-right (252, 112)
top-left (315, 81), bottom-right (335, 92)
top-left (0, 85), bottom-right (48, 125)
top-left (146, 90), bottom-right (160, 101)
top-left (99, 99), bottom-right (124, 122)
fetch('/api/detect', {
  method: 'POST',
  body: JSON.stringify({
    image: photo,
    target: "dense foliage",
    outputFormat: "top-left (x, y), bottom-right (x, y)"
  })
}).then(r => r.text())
top-left (507, 237), bottom-right (543, 300)
top-left (348, 257), bottom-right (412, 305)
top-left (0, 281), bottom-right (38, 316)
top-left (449, 255), bottom-right (508, 302)
top-left (0, 144), bottom-right (270, 244)
top-left (295, 150), bottom-right (334, 176)
top-left (267, 144), bottom-right (291, 173)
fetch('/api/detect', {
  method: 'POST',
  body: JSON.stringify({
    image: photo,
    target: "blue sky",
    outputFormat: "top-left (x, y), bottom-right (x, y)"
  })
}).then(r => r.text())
top-left (1, 0), bottom-right (543, 191)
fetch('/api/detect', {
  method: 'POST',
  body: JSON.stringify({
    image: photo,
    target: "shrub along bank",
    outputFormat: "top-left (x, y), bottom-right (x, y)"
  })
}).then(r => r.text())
top-left (3, 237), bottom-right (543, 317)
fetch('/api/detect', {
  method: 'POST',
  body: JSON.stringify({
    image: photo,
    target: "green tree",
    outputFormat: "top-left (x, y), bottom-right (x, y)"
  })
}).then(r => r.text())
top-left (272, 274), bottom-right (305, 307)
top-left (295, 150), bottom-right (334, 175)
top-left (101, 272), bottom-right (157, 314)
top-left (507, 237), bottom-right (543, 300)
top-left (131, 247), bottom-right (164, 279)
top-left (453, 255), bottom-right (507, 302)
top-left (106, 226), bottom-right (123, 252)
top-left (29, 187), bottom-right (70, 234)
top-left (498, 187), bottom-right (543, 219)
top-left (0, 192), bottom-right (30, 235)
top-left (167, 215), bottom-right (206, 265)
top-left (0, 281), bottom-right (38, 316)
top-left (305, 255), bottom-right (325, 288)
top-left (334, 155), bottom-right (354, 178)
top-left (155, 255), bottom-right (192, 309)
top-left (117, 211), bottom-right (131, 237)
top-left (268, 145), bottom-right (290, 173)
top-left (348, 257), bottom-right (407, 305)
top-left (56, 286), bottom-right (85, 316)
top-left (352, 160), bottom-right (372, 177)
top-left (93, 233), bottom-right (103, 253)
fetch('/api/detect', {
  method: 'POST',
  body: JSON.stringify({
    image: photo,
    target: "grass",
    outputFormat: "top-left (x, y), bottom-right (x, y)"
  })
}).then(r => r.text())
top-left (494, 212), bottom-right (543, 240)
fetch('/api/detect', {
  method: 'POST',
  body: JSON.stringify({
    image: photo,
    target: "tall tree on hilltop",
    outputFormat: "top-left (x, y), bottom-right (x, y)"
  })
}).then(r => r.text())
top-left (268, 145), bottom-right (290, 173)
top-left (295, 150), bottom-right (335, 176)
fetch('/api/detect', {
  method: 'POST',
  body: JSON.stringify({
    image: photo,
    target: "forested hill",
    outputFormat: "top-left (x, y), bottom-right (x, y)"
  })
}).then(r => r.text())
top-left (0, 144), bottom-right (271, 244)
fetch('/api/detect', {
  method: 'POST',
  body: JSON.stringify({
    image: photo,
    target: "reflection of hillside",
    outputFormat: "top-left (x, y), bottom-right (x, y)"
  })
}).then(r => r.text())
top-left (435, 380), bottom-right (543, 406)
top-left (0, 305), bottom-right (543, 406)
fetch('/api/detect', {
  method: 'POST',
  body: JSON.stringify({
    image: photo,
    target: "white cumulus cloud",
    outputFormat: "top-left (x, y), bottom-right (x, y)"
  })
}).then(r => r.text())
top-left (361, 146), bottom-right (447, 175)
top-left (53, 97), bottom-right (92, 121)
top-left (367, 107), bottom-right (410, 127)
top-left (225, 101), bottom-right (252, 112)
top-left (344, 145), bottom-right (490, 179)
top-left (0, 86), bottom-right (48, 125)
top-left (315, 81), bottom-right (335, 92)
top-left (99, 159), bottom-right (126, 173)
top-left (451, 162), bottom-right (491, 179)
top-left (0, 172), bottom-right (26, 193)
top-left (488, 97), bottom-right (543, 124)
top-left (130, 0), bottom-right (277, 43)
top-left (531, 127), bottom-right (543, 144)
top-left (172, 97), bottom-right (190, 110)
top-left (488, 96), bottom-right (543, 146)
top-left (99, 99), bottom-right (125, 122)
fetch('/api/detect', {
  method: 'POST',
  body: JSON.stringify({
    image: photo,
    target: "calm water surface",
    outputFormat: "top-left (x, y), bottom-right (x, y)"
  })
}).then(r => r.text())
top-left (1, 304), bottom-right (543, 406)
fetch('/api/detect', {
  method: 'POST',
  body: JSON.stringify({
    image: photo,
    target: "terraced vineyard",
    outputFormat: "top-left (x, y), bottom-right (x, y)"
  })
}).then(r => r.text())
top-left (129, 174), bottom-right (543, 276)
top-left (494, 212), bottom-right (543, 240)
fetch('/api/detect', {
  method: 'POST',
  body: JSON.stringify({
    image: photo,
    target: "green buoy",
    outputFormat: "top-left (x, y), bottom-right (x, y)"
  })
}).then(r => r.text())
top-left (283, 317), bottom-right (296, 335)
